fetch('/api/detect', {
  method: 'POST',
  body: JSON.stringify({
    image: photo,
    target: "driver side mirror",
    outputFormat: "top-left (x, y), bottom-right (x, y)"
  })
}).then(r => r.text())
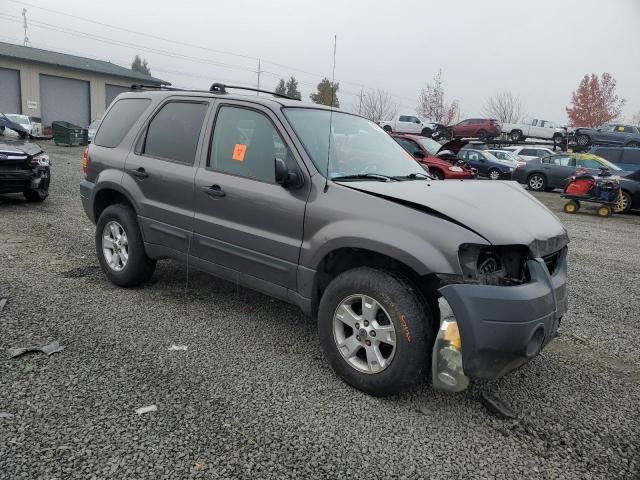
top-left (413, 150), bottom-right (426, 159)
top-left (275, 157), bottom-right (304, 190)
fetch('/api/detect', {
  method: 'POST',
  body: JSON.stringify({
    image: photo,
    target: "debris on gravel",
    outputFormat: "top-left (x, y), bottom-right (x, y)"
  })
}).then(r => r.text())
top-left (7, 340), bottom-right (65, 358)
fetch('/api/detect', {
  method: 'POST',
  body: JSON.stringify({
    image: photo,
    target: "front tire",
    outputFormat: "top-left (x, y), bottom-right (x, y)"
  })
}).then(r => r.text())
top-left (476, 129), bottom-right (488, 141)
top-left (421, 127), bottom-right (433, 137)
top-left (95, 204), bottom-right (156, 287)
top-left (527, 173), bottom-right (547, 191)
top-left (488, 168), bottom-right (502, 180)
top-left (510, 130), bottom-right (523, 142)
top-left (382, 125), bottom-right (392, 133)
top-left (430, 168), bottom-right (445, 180)
top-left (318, 267), bottom-right (433, 397)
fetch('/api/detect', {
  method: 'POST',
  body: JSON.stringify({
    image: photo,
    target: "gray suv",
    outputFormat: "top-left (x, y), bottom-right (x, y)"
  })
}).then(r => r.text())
top-left (80, 85), bottom-right (569, 396)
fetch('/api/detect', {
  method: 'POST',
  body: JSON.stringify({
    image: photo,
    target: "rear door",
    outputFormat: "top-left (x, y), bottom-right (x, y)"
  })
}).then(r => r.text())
top-left (123, 98), bottom-right (210, 254)
top-left (454, 120), bottom-right (470, 137)
top-left (542, 154), bottom-right (576, 188)
top-left (192, 101), bottom-right (309, 292)
top-left (396, 115), bottom-right (413, 133)
top-left (620, 149), bottom-right (640, 171)
top-left (465, 150), bottom-right (487, 174)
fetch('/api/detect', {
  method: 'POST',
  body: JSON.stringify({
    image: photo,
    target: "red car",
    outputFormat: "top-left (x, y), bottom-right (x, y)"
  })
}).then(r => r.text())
top-left (451, 118), bottom-right (501, 140)
top-left (391, 133), bottom-right (476, 180)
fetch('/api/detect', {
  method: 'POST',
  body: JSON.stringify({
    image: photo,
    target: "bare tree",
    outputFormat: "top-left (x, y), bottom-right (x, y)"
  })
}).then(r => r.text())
top-left (416, 70), bottom-right (459, 125)
top-left (359, 89), bottom-right (398, 123)
top-left (630, 111), bottom-right (640, 125)
top-left (483, 92), bottom-right (526, 123)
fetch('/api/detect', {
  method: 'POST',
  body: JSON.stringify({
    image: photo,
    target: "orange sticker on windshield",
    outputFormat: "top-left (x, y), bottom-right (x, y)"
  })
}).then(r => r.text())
top-left (232, 144), bottom-right (247, 161)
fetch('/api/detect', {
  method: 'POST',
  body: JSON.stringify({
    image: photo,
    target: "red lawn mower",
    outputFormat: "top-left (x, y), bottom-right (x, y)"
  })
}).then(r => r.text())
top-left (561, 168), bottom-right (624, 217)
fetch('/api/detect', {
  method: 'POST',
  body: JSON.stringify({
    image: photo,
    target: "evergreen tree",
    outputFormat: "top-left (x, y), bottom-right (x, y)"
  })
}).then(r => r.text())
top-left (310, 78), bottom-right (339, 107)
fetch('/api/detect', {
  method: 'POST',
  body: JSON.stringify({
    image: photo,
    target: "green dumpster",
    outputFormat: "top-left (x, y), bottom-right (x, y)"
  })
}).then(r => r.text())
top-left (52, 121), bottom-right (84, 146)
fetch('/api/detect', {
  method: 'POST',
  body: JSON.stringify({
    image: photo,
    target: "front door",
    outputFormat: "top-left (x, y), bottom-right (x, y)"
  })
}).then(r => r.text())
top-left (123, 99), bottom-right (210, 253)
top-left (192, 102), bottom-right (309, 291)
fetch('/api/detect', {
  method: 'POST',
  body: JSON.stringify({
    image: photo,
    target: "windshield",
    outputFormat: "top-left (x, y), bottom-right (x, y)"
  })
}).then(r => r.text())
top-left (595, 156), bottom-right (622, 170)
top-left (283, 108), bottom-right (425, 179)
top-left (493, 151), bottom-right (520, 162)
top-left (5, 114), bottom-right (29, 124)
top-left (416, 137), bottom-right (442, 155)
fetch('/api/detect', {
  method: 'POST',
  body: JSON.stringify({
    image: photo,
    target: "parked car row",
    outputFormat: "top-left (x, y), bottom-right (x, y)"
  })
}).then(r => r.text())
top-left (572, 123), bottom-right (640, 147)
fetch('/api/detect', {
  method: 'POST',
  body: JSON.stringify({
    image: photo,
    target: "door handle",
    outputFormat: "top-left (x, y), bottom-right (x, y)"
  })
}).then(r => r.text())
top-left (201, 184), bottom-right (226, 197)
top-left (130, 167), bottom-right (148, 178)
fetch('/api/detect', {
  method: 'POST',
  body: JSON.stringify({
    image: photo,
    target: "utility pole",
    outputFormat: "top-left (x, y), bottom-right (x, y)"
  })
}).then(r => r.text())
top-left (256, 59), bottom-right (263, 96)
top-left (22, 8), bottom-right (31, 47)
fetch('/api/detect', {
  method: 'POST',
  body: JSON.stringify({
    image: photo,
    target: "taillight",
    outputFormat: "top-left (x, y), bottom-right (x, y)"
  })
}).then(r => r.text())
top-left (82, 147), bottom-right (89, 176)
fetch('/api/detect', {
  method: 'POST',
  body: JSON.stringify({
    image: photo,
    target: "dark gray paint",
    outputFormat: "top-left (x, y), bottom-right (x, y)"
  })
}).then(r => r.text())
top-left (80, 90), bottom-right (571, 380)
top-left (0, 67), bottom-right (21, 114)
top-left (40, 74), bottom-right (90, 128)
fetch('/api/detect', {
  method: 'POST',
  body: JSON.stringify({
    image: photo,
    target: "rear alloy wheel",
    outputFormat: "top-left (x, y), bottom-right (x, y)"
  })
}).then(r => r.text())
top-left (613, 191), bottom-right (632, 214)
top-left (96, 204), bottom-right (156, 287)
top-left (576, 134), bottom-right (590, 146)
top-left (488, 168), bottom-right (502, 180)
top-left (527, 173), bottom-right (546, 191)
top-left (553, 133), bottom-right (564, 146)
top-left (318, 267), bottom-right (432, 397)
top-left (510, 130), bottom-right (523, 142)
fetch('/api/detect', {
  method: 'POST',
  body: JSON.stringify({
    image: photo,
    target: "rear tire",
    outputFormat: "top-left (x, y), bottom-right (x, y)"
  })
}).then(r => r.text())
top-left (476, 129), bottom-right (488, 141)
top-left (564, 201), bottom-right (579, 214)
top-left (382, 125), bottom-right (392, 133)
top-left (527, 173), bottom-right (547, 191)
top-left (597, 205), bottom-right (612, 217)
top-left (318, 267), bottom-right (433, 397)
top-left (95, 204), bottom-right (156, 287)
top-left (510, 130), bottom-right (523, 142)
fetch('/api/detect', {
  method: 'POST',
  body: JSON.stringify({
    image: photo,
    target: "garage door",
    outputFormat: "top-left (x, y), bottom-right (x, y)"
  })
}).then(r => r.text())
top-left (0, 68), bottom-right (21, 114)
top-left (40, 74), bottom-right (90, 127)
top-left (105, 84), bottom-right (130, 109)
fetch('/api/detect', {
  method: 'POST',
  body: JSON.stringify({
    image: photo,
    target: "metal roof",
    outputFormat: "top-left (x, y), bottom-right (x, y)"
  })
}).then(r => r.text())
top-left (0, 41), bottom-right (169, 85)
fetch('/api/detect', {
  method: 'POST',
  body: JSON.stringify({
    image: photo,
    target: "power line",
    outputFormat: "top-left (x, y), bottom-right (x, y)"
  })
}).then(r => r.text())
top-left (3, 0), bottom-right (418, 105)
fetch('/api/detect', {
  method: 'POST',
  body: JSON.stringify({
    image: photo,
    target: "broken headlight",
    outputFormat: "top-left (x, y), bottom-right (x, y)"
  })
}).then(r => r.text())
top-left (458, 244), bottom-right (529, 285)
top-left (30, 153), bottom-right (50, 167)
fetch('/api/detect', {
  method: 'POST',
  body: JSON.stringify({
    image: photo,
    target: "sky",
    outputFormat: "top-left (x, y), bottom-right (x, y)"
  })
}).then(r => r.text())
top-left (1, 0), bottom-right (639, 124)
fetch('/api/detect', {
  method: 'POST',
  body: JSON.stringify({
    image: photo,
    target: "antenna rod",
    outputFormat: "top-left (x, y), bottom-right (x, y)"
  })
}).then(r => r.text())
top-left (22, 8), bottom-right (30, 47)
top-left (323, 35), bottom-right (337, 193)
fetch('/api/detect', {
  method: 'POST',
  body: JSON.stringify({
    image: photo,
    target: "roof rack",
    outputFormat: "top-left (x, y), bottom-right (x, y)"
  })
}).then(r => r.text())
top-left (130, 82), bottom-right (299, 100)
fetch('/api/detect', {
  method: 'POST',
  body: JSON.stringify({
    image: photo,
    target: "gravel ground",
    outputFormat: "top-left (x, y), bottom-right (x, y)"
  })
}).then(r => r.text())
top-left (0, 142), bottom-right (638, 479)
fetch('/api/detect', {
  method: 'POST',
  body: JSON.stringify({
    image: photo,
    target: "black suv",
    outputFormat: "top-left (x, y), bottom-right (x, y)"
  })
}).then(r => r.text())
top-left (80, 84), bottom-right (569, 396)
top-left (0, 115), bottom-right (51, 201)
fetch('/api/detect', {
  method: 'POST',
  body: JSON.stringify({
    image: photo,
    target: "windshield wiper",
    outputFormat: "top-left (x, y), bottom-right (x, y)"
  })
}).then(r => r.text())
top-left (331, 173), bottom-right (397, 182)
top-left (393, 172), bottom-right (433, 180)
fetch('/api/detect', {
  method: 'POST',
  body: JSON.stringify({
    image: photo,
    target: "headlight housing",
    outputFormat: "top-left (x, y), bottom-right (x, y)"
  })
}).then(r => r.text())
top-left (30, 153), bottom-right (50, 167)
top-left (448, 166), bottom-right (463, 172)
top-left (458, 243), bottom-right (529, 285)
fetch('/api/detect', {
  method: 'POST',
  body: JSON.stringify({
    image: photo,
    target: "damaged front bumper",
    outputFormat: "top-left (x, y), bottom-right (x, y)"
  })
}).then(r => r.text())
top-left (432, 248), bottom-right (568, 391)
top-left (0, 166), bottom-right (50, 194)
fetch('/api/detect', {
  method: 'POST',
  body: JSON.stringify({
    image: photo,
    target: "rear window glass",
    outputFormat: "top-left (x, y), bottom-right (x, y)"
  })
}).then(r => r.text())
top-left (143, 102), bottom-right (208, 164)
top-left (94, 98), bottom-right (151, 148)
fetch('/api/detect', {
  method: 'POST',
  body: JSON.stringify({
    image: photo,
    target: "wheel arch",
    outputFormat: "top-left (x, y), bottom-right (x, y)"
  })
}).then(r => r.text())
top-left (309, 246), bottom-right (443, 319)
top-left (93, 183), bottom-right (139, 223)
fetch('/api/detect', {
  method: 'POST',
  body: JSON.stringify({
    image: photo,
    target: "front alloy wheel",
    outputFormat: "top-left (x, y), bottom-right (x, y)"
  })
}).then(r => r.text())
top-left (528, 173), bottom-right (546, 191)
top-left (488, 169), bottom-right (502, 180)
top-left (102, 221), bottom-right (129, 272)
top-left (333, 294), bottom-right (396, 374)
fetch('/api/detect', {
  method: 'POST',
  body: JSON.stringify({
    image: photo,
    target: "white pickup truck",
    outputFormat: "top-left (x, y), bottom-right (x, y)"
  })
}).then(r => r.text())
top-left (501, 119), bottom-right (566, 144)
top-left (378, 114), bottom-right (438, 136)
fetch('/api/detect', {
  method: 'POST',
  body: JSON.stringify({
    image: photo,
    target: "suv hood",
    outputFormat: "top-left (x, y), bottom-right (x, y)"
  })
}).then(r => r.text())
top-left (341, 180), bottom-right (568, 257)
top-left (0, 137), bottom-right (43, 156)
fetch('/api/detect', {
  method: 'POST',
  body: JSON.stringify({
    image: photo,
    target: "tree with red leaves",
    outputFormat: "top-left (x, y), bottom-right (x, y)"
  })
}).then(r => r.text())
top-left (566, 73), bottom-right (625, 127)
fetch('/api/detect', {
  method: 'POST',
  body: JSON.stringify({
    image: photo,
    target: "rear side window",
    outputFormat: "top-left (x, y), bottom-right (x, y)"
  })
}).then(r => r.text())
top-left (519, 149), bottom-right (537, 156)
top-left (143, 101), bottom-right (208, 164)
top-left (622, 149), bottom-right (640, 165)
top-left (399, 116), bottom-right (410, 122)
top-left (396, 138), bottom-right (420, 154)
top-left (94, 98), bottom-right (151, 148)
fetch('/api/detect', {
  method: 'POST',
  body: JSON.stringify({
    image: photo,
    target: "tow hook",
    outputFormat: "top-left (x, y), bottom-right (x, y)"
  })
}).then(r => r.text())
top-left (432, 297), bottom-right (469, 392)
